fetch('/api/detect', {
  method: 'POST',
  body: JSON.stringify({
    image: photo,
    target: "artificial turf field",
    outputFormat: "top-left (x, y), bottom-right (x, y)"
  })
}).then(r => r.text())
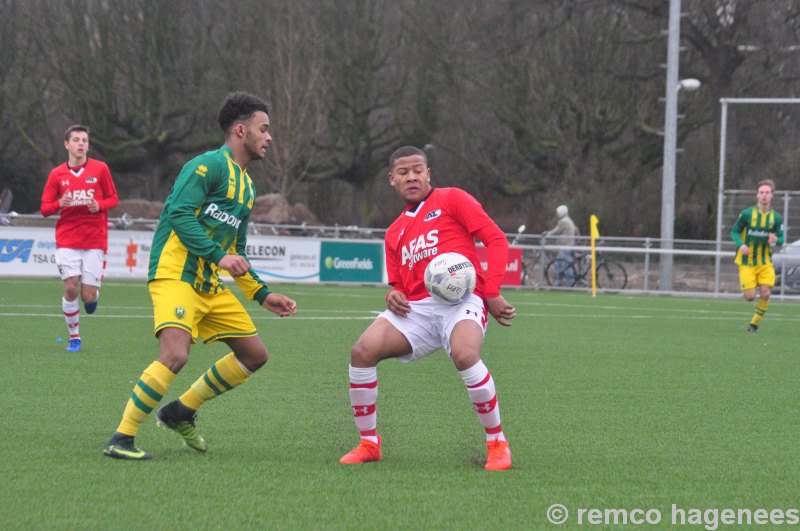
top-left (1, 277), bottom-right (799, 530)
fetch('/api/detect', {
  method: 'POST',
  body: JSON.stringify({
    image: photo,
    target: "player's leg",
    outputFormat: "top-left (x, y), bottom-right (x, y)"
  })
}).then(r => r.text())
top-left (446, 297), bottom-right (511, 470)
top-left (158, 290), bottom-right (258, 452)
top-left (751, 285), bottom-right (771, 328)
top-left (80, 249), bottom-right (104, 314)
top-left (340, 317), bottom-right (415, 464)
top-left (749, 266), bottom-right (774, 331)
top-left (103, 280), bottom-right (198, 460)
top-left (61, 276), bottom-right (82, 350)
top-left (103, 327), bottom-right (190, 460)
top-left (176, 336), bottom-right (264, 411)
top-left (56, 249), bottom-right (82, 351)
top-left (738, 266), bottom-right (759, 331)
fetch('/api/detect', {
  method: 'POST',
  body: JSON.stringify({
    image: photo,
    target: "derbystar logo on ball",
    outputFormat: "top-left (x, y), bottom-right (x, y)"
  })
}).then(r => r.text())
top-left (424, 252), bottom-right (477, 305)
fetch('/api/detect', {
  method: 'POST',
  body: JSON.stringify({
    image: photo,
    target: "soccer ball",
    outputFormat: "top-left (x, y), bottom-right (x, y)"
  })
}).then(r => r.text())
top-left (424, 252), bottom-right (477, 305)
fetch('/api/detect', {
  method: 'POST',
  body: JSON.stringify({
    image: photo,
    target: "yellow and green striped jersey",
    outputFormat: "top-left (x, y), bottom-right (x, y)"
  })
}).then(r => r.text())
top-left (730, 206), bottom-right (784, 266)
top-left (148, 145), bottom-right (270, 303)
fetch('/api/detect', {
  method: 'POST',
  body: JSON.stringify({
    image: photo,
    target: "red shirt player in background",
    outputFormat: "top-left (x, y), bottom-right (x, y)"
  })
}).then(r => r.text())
top-left (41, 125), bottom-right (119, 352)
top-left (339, 145), bottom-right (516, 471)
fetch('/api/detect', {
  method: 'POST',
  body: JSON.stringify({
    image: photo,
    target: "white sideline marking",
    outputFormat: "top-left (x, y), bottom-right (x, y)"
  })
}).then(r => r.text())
top-left (5, 309), bottom-right (800, 323)
top-left (0, 304), bottom-right (373, 314)
top-left (0, 312), bottom-right (378, 320)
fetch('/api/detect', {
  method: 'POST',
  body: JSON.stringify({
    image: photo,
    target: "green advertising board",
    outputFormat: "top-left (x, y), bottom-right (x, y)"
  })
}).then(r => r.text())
top-left (319, 241), bottom-right (384, 283)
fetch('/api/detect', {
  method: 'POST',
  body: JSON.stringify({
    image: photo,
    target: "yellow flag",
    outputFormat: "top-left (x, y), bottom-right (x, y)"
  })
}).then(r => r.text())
top-left (590, 215), bottom-right (599, 297)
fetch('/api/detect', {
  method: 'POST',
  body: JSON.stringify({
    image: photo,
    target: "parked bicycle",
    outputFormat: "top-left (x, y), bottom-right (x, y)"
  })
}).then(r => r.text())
top-left (510, 226), bottom-right (546, 288)
top-left (544, 251), bottom-right (627, 290)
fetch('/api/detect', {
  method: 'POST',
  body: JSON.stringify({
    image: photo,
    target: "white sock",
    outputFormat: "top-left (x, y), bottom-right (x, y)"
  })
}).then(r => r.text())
top-left (348, 365), bottom-right (379, 444)
top-left (62, 297), bottom-right (80, 339)
top-left (459, 360), bottom-right (506, 442)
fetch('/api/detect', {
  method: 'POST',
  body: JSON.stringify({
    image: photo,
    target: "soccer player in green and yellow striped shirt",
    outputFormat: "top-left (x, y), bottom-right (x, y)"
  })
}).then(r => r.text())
top-left (730, 179), bottom-right (784, 333)
top-left (103, 92), bottom-right (297, 460)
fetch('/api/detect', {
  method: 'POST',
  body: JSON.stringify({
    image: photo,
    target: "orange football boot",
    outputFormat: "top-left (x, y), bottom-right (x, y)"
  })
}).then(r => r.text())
top-left (485, 439), bottom-right (512, 470)
top-left (339, 436), bottom-right (382, 464)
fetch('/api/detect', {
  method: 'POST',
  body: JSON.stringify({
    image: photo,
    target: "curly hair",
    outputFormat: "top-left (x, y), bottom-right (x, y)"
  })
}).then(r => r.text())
top-left (218, 92), bottom-right (269, 133)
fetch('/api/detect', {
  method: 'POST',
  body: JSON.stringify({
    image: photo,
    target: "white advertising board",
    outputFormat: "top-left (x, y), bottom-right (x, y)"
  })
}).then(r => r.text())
top-left (0, 227), bottom-right (323, 283)
top-left (243, 236), bottom-right (321, 283)
top-left (0, 226), bottom-right (59, 277)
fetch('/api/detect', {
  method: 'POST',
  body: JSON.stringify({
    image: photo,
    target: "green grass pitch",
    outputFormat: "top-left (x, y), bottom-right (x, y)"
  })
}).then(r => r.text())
top-left (1, 278), bottom-right (799, 529)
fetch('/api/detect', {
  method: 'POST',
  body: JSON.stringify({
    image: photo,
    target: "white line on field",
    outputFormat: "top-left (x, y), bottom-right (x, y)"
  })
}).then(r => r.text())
top-left (5, 310), bottom-right (800, 324)
top-left (0, 312), bottom-right (379, 320)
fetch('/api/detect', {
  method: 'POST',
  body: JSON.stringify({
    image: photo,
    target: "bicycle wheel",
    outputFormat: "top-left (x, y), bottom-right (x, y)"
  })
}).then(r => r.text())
top-left (545, 259), bottom-right (578, 287)
top-left (596, 261), bottom-right (627, 290)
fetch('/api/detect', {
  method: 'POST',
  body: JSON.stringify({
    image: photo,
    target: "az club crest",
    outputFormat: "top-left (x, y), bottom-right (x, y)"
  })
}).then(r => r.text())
top-left (174, 306), bottom-right (186, 319)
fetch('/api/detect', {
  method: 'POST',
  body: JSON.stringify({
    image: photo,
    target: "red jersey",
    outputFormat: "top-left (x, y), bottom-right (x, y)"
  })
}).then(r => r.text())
top-left (385, 187), bottom-right (509, 301)
top-left (41, 158), bottom-right (119, 251)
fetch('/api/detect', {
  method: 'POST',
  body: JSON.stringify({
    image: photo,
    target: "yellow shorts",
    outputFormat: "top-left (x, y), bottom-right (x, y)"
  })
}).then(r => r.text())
top-left (148, 279), bottom-right (257, 344)
top-left (738, 264), bottom-right (775, 292)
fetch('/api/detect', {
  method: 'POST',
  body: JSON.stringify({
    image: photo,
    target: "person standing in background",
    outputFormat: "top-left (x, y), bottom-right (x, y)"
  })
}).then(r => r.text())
top-left (548, 205), bottom-right (579, 286)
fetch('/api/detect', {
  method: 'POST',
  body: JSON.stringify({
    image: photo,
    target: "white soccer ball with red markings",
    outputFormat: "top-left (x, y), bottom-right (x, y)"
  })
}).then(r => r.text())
top-left (424, 252), bottom-right (477, 305)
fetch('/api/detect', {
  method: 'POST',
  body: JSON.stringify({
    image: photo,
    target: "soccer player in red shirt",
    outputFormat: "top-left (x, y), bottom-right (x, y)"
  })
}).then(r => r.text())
top-left (41, 125), bottom-right (119, 352)
top-left (339, 145), bottom-right (516, 470)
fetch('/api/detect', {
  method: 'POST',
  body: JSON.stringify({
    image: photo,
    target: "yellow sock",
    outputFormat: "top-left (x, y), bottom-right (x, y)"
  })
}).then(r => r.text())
top-left (179, 352), bottom-right (250, 410)
top-left (116, 361), bottom-right (176, 436)
top-left (751, 298), bottom-right (769, 327)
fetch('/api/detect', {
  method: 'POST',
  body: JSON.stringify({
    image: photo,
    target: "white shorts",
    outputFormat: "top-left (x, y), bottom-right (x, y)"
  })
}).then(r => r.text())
top-left (378, 293), bottom-right (487, 363)
top-left (55, 248), bottom-right (106, 286)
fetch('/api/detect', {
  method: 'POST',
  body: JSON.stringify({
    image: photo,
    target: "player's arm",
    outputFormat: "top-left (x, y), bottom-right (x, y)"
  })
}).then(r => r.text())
top-left (230, 212), bottom-right (270, 304)
top-left (473, 224), bottom-right (508, 298)
top-left (94, 165), bottom-right (119, 212)
top-left (230, 216), bottom-right (297, 316)
top-left (384, 236), bottom-right (410, 316)
top-left (448, 188), bottom-right (507, 297)
top-left (166, 160), bottom-right (228, 266)
top-left (449, 188), bottom-right (515, 326)
top-left (730, 213), bottom-right (746, 247)
top-left (473, 222), bottom-right (516, 326)
top-left (40, 174), bottom-right (61, 217)
top-left (774, 213), bottom-right (785, 247)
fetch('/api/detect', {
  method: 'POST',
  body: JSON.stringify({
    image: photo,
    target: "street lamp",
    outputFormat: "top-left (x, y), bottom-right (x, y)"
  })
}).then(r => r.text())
top-left (658, 0), bottom-right (702, 292)
top-left (659, 77), bottom-right (701, 291)
top-left (678, 78), bottom-right (701, 91)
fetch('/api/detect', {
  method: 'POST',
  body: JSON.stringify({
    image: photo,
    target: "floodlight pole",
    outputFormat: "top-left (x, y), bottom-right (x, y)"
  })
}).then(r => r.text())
top-left (659, 0), bottom-right (682, 292)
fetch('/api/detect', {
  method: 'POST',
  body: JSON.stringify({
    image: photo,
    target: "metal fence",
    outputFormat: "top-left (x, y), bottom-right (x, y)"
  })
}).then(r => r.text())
top-left (5, 213), bottom-right (799, 300)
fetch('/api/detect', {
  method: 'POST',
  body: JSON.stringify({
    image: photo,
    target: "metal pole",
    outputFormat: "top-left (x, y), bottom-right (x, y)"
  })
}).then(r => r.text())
top-left (643, 237), bottom-right (651, 291)
top-left (659, 0), bottom-right (681, 292)
top-left (714, 99), bottom-right (728, 295)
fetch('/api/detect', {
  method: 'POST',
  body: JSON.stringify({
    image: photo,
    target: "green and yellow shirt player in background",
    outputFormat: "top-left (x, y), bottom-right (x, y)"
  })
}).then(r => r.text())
top-left (731, 179), bottom-right (784, 333)
top-left (103, 92), bottom-right (298, 460)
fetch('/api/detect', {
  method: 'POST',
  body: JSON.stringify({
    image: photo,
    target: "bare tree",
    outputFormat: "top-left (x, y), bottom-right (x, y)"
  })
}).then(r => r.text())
top-left (222, 0), bottom-right (327, 201)
top-left (0, 0), bottom-right (61, 209)
top-left (309, 0), bottom-right (407, 226)
top-left (26, 0), bottom-right (226, 200)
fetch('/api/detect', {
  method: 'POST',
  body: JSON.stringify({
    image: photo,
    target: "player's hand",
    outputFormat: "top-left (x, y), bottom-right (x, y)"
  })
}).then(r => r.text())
top-left (87, 198), bottom-right (100, 213)
top-left (486, 295), bottom-right (515, 327)
top-left (387, 290), bottom-right (411, 317)
top-left (739, 244), bottom-right (750, 256)
top-left (262, 293), bottom-right (297, 317)
top-left (58, 196), bottom-right (73, 208)
top-left (769, 233), bottom-right (777, 245)
top-left (218, 254), bottom-right (250, 277)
